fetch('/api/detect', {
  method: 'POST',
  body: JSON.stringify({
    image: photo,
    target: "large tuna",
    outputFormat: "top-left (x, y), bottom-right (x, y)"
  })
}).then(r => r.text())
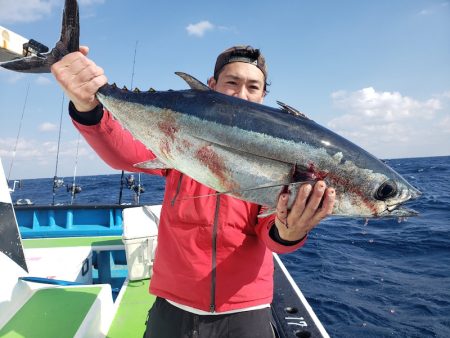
top-left (1, 0), bottom-right (421, 217)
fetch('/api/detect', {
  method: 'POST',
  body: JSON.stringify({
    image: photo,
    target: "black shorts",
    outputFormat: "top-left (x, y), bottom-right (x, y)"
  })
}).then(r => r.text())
top-left (144, 297), bottom-right (276, 338)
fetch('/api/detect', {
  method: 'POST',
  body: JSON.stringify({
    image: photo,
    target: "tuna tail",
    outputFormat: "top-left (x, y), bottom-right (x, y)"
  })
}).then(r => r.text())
top-left (0, 0), bottom-right (79, 73)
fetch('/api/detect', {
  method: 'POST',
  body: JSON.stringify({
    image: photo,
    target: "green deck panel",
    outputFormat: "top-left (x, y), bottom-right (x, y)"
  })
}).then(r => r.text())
top-left (107, 279), bottom-right (156, 338)
top-left (0, 286), bottom-right (101, 338)
top-left (23, 236), bottom-right (123, 249)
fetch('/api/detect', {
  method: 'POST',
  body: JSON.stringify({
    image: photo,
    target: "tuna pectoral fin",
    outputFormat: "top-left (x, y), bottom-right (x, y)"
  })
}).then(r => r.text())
top-left (134, 158), bottom-right (173, 170)
top-left (258, 208), bottom-right (277, 217)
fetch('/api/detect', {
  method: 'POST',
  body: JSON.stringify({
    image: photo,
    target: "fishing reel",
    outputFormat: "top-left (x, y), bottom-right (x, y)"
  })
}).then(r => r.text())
top-left (66, 184), bottom-right (82, 194)
top-left (53, 176), bottom-right (64, 190)
top-left (126, 174), bottom-right (145, 194)
top-left (8, 180), bottom-right (22, 193)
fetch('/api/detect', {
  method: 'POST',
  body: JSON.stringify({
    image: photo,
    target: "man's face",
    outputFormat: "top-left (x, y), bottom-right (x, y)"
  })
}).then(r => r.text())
top-left (208, 62), bottom-right (266, 103)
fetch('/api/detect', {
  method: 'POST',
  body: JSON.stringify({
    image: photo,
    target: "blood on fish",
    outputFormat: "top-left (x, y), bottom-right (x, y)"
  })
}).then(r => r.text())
top-left (320, 170), bottom-right (380, 215)
top-left (195, 146), bottom-right (226, 179)
top-left (176, 139), bottom-right (194, 153)
top-left (307, 162), bottom-right (329, 180)
top-left (157, 116), bottom-right (179, 142)
top-left (195, 145), bottom-right (235, 191)
top-left (182, 139), bottom-right (193, 149)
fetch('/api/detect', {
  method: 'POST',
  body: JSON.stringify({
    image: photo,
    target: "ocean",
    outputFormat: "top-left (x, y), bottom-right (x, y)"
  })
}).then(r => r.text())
top-left (10, 155), bottom-right (450, 338)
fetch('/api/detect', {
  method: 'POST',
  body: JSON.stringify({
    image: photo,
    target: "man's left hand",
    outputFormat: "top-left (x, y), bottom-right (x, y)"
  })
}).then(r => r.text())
top-left (274, 181), bottom-right (335, 241)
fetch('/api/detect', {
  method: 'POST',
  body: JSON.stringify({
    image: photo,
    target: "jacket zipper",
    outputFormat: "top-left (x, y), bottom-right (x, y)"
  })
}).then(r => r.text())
top-left (210, 194), bottom-right (220, 312)
top-left (170, 173), bottom-right (184, 206)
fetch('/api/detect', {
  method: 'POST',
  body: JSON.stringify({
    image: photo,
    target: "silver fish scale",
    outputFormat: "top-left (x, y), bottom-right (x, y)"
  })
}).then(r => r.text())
top-left (98, 89), bottom-right (420, 218)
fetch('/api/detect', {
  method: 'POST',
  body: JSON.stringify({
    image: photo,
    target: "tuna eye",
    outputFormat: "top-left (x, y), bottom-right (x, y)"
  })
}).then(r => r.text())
top-left (375, 180), bottom-right (398, 200)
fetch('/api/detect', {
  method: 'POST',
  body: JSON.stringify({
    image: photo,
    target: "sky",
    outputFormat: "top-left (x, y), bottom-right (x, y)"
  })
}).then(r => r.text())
top-left (0, 0), bottom-right (449, 179)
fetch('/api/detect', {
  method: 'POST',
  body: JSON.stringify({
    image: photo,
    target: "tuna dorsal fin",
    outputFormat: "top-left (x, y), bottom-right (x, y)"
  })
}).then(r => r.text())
top-left (134, 158), bottom-right (173, 170)
top-left (175, 72), bottom-right (210, 91)
top-left (277, 101), bottom-right (309, 119)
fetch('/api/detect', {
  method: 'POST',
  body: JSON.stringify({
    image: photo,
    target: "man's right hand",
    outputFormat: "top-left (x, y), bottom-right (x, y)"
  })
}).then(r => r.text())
top-left (50, 46), bottom-right (108, 112)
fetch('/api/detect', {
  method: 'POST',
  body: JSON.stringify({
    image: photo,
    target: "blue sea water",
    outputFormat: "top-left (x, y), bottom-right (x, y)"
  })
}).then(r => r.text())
top-left (10, 156), bottom-right (450, 338)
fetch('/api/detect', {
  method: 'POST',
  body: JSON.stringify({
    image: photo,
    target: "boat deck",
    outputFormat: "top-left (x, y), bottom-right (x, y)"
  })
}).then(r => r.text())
top-left (0, 286), bottom-right (102, 338)
top-left (2, 200), bottom-right (329, 338)
top-left (23, 235), bottom-right (124, 250)
top-left (1, 238), bottom-right (330, 338)
top-left (21, 235), bottom-right (154, 337)
top-left (108, 279), bottom-right (155, 338)
top-left (19, 235), bottom-right (329, 337)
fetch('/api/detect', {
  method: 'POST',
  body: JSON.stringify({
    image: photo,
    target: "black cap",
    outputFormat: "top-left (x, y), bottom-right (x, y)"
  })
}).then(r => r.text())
top-left (214, 45), bottom-right (268, 80)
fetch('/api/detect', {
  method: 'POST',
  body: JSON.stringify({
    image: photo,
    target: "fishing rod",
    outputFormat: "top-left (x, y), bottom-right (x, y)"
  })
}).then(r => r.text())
top-left (7, 83), bottom-right (30, 190)
top-left (131, 41), bottom-right (143, 205)
top-left (69, 133), bottom-right (82, 204)
top-left (119, 40), bottom-right (144, 205)
top-left (52, 93), bottom-right (65, 205)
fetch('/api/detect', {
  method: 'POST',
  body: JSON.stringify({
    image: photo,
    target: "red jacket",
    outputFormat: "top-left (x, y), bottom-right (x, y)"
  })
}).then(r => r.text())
top-left (72, 107), bottom-right (306, 312)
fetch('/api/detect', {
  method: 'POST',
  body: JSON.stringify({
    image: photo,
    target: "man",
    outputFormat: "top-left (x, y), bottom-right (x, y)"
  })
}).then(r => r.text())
top-left (51, 45), bottom-right (335, 338)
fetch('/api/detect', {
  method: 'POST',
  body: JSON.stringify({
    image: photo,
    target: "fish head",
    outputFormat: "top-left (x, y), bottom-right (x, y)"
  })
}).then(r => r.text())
top-left (368, 175), bottom-right (421, 217)
top-left (331, 162), bottom-right (421, 218)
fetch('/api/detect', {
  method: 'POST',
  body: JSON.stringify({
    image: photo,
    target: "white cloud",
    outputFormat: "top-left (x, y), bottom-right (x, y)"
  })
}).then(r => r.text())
top-left (418, 9), bottom-right (432, 16)
top-left (35, 76), bottom-right (52, 86)
top-left (38, 122), bottom-right (57, 132)
top-left (3, 72), bottom-right (26, 84)
top-left (0, 136), bottom-right (114, 178)
top-left (0, 0), bottom-right (104, 24)
top-left (0, 137), bottom-right (90, 168)
top-left (417, 1), bottom-right (449, 16)
top-left (441, 115), bottom-right (450, 133)
top-left (0, 0), bottom-right (59, 24)
top-left (186, 21), bottom-right (214, 37)
top-left (1, 138), bottom-right (53, 159)
top-left (328, 87), bottom-right (450, 158)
